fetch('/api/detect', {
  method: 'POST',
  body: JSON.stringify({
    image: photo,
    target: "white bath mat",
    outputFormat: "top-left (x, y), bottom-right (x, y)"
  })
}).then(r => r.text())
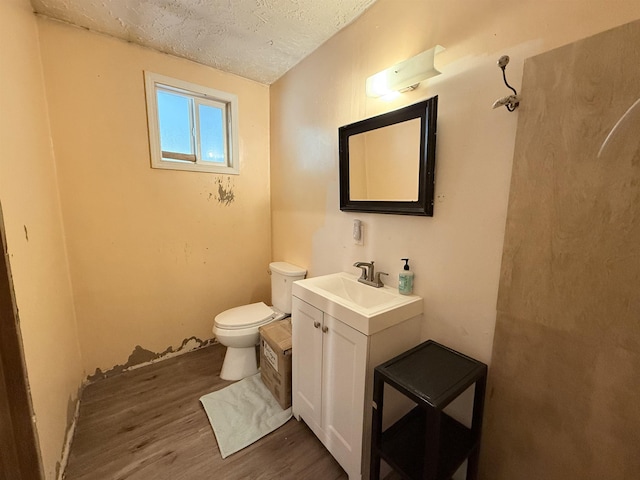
top-left (200, 373), bottom-right (292, 458)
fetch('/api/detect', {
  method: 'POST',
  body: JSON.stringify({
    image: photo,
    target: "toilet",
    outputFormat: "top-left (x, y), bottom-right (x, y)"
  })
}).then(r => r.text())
top-left (213, 261), bottom-right (306, 381)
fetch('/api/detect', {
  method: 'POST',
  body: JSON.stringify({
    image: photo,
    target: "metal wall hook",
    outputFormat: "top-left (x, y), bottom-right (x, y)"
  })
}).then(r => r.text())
top-left (492, 55), bottom-right (520, 112)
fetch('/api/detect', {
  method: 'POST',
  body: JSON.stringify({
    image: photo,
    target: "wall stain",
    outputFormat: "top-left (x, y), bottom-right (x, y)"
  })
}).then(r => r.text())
top-left (183, 242), bottom-right (191, 264)
top-left (23, 225), bottom-right (28, 242)
top-left (214, 177), bottom-right (235, 206)
top-left (86, 336), bottom-right (215, 383)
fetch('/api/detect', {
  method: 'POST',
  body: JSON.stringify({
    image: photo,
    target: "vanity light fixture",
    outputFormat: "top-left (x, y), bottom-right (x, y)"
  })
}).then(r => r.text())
top-left (365, 45), bottom-right (444, 98)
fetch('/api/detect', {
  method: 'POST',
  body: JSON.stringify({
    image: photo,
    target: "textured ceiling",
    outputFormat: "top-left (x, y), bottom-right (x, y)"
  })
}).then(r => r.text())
top-left (30, 0), bottom-right (378, 84)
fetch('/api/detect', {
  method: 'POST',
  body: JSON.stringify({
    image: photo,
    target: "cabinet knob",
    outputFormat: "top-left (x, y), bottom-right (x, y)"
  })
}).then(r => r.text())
top-left (313, 321), bottom-right (321, 329)
top-left (322, 326), bottom-right (329, 333)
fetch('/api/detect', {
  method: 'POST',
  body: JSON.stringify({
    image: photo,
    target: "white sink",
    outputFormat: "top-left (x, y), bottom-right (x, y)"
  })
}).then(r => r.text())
top-left (309, 274), bottom-right (398, 308)
top-left (292, 272), bottom-right (423, 335)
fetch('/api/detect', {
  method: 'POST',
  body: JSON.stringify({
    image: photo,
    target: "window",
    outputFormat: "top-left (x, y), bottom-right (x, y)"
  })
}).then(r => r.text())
top-left (144, 72), bottom-right (239, 174)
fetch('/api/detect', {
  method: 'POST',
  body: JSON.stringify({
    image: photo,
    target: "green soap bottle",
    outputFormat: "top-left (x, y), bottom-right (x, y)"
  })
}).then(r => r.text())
top-left (399, 258), bottom-right (414, 295)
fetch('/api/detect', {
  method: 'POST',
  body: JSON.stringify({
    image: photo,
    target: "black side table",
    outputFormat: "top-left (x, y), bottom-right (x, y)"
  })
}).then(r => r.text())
top-left (370, 340), bottom-right (487, 480)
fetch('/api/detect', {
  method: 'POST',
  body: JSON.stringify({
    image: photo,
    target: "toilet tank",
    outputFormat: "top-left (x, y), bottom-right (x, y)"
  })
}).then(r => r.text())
top-left (269, 262), bottom-right (306, 313)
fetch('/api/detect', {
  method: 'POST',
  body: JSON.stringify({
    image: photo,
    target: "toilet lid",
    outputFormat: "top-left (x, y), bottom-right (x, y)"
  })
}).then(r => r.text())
top-left (214, 302), bottom-right (277, 330)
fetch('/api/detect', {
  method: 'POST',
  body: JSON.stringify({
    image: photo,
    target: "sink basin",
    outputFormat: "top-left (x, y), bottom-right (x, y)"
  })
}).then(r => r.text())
top-left (309, 274), bottom-right (397, 309)
top-left (292, 272), bottom-right (423, 335)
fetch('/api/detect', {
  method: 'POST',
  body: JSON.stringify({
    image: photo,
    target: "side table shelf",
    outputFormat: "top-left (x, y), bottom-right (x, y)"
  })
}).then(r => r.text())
top-left (370, 340), bottom-right (487, 480)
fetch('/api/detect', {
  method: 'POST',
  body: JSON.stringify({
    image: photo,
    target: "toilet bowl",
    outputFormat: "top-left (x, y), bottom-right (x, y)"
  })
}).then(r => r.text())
top-left (213, 302), bottom-right (284, 380)
top-left (213, 262), bottom-right (306, 381)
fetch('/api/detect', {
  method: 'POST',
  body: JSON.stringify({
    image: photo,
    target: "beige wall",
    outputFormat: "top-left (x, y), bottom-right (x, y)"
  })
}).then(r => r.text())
top-left (270, 0), bottom-right (640, 367)
top-left (37, 19), bottom-right (272, 374)
top-left (0, 1), bottom-right (84, 478)
top-left (4, 0), bottom-right (640, 476)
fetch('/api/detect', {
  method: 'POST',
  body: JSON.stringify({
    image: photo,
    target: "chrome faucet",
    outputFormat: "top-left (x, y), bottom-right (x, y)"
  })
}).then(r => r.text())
top-left (353, 261), bottom-right (388, 288)
top-left (353, 261), bottom-right (373, 281)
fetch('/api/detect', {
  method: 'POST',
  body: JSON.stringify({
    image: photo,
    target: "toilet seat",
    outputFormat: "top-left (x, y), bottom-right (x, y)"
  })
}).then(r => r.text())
top-left (214, 302), bottom-right (278, 330)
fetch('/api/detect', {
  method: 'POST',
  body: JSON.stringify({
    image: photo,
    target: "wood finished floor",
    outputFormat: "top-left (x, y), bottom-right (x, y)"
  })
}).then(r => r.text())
top-left (64, 344), bottom-right (347, 480)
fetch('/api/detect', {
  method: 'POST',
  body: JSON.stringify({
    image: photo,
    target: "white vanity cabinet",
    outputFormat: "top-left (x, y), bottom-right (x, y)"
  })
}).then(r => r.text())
top-left (292, 297), bottom-right (368, 478)
top-left (291, 283), bottom-right (423, 480)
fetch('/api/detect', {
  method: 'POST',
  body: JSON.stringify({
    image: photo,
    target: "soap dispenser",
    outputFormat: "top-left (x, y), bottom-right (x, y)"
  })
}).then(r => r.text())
top-left (399, 258), bottom-right (414, 295)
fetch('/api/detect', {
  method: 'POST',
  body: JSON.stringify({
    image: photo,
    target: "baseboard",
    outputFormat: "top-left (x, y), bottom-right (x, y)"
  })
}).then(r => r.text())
top-left (57, 392), bottom-right (81, 480)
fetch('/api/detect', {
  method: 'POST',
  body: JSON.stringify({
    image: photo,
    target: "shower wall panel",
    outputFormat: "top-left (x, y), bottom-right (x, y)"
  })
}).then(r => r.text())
top-left (481, 20), bottom-right (640, 479)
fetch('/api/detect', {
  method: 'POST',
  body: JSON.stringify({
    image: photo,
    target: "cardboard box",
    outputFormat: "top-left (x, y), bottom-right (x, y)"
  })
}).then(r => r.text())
top-left (259, 318), bottom-right (292, 410)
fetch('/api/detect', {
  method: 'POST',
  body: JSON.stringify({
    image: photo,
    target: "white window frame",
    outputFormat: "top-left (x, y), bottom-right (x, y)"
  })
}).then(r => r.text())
top-left (144, 71), bottom-right (239, 175)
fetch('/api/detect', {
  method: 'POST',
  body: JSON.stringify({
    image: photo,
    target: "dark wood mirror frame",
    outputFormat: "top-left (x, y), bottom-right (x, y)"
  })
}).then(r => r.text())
top-left (338, 96), bottom-right (438, 216)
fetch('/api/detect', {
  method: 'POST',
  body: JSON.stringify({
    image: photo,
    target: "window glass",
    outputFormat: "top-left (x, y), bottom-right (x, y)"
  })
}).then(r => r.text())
top-left (199, 103), bottom-right (225, 164)
top-left (157, 90), bottom-right (193, 159)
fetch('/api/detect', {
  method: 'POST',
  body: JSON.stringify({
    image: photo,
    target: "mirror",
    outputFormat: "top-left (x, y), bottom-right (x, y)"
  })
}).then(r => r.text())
top-left (338, 97), bottom-right (438, 216)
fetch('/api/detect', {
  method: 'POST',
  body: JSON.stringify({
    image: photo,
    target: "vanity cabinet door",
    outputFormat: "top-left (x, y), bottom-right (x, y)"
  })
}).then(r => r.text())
top-left (292, 297), bottom-right (369, 480)
top-left (322, 314), bottom-right (367, 479)
top-left (291, 297), bottom-right (323, 432)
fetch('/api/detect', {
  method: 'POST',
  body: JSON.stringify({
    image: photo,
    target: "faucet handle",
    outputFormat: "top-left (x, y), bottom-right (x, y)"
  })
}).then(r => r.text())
top-left (375, 271), bottom-right (388, 287)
